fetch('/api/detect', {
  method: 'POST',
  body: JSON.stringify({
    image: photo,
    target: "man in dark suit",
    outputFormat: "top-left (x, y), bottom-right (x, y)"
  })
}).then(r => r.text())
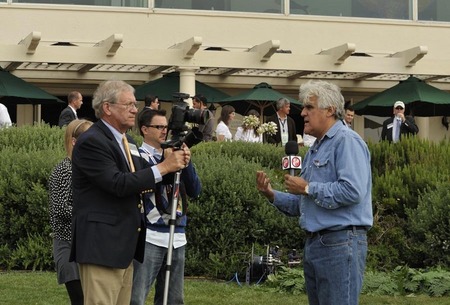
top-left (266, 97), bottom-right (297, 146)
top-left (192, 94), bottom-right (214, 141)
top-left (58, 91), bottom-right (83, 127)
top-left (143, 94), bottom-right (159, 111)
top-left (70, 80), bottom-right (188, 305)
top-left (381, 101), bottom-right (419, 142)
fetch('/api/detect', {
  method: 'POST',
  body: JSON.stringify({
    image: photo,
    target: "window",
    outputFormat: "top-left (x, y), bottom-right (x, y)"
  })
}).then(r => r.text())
top-left (13, 0), bottom-right (148, 7)
top-left (290, 0), bottom-right (411, 20)
top-left (155, 0), bottom-right (283, 14)
top-left (419, 0), bottom-right (450, 22)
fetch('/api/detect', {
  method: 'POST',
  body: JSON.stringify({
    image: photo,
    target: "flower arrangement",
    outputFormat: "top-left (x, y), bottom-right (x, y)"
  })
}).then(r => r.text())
top-left (257, 121), bottom-right (278, 136)
top-left (242, 115), bottom-right (260, 129)
top-left (241, 114), bottom-right (278, 136)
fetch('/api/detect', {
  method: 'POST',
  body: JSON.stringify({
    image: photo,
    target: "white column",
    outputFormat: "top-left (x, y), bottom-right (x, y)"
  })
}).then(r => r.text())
top-left (415, 117), bottom-right (429, 140)
top-left (353, 115), bottom-right (364, 138)
top-left (34, 104), bottom-right (41, 124)
top-left (16, 105), bottom-right (34, 126)
top-left (177, 67), bottom-right (197, 107)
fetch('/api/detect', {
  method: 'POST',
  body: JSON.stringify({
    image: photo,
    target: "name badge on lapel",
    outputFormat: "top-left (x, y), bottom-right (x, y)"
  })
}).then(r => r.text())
top-left (129, 143), bottom-right (140, 157)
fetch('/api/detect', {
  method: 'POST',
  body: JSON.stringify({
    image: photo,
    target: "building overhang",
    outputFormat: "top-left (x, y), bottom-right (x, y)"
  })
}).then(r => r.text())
top-left (2, 32), bottom-right (450, 92)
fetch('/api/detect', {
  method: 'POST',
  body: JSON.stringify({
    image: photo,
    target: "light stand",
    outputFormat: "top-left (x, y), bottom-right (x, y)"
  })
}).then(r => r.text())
top-left (163, 170), bottom-right (182, 305)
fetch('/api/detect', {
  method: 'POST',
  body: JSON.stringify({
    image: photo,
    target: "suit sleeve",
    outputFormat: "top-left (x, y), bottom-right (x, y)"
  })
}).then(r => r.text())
top-left (73, 133), bottom-right (156, 197)
top-left (403, 116), bottom-right (419, 135)
top-left (288, 117), bottom-right (297, 141)
top-left (181, 162), bottom-right (201, 198)
top-left (58, 108), bottom-right (74, 127)
top-left (381, 121), bottom-right (388, 141)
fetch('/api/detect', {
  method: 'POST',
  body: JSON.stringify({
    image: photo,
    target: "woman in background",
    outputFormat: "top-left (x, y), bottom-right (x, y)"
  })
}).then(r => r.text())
top-left (215, 105), bottom-right (235, 142)
top-left (48, 119), bottom-right (92, 305)
top-left (234, 109), bottom-right (263, 143)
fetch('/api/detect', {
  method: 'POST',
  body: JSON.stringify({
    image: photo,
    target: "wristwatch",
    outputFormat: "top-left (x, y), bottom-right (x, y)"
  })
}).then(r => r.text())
top-left (304, 184), bottom-right (309, 195)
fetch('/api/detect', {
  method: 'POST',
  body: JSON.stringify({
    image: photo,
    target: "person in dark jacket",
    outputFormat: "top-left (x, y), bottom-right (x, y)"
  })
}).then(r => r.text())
top-left (265, 97), bottom-right (296, 146)
top-left (70, 80), bottom-right (188, 305)
top-left (381, 101), bottom-right (419, 142)
top-left (58, 91), bottom-right (83, 127)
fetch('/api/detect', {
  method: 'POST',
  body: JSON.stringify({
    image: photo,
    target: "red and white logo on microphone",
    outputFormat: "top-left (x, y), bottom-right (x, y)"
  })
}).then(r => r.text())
top-left (282, 156), bottom-right (302, 170)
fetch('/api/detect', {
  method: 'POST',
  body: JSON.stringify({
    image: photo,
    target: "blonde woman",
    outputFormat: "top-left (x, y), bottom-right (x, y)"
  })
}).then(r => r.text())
top-left (48, 119), bottom-right (92, 305)
top-left (215, 105), bottom-right (235, 142)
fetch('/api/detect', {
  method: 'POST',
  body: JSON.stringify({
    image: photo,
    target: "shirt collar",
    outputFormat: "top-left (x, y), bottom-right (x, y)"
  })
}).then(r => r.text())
top-left (312, 120), bottom-right (344, 148)
top-left (141, 142), bottom-right (162, 159)
top-left (101, 119), bottom-right (124, 144)
top-left (68, 105), bottom-right (77, 115)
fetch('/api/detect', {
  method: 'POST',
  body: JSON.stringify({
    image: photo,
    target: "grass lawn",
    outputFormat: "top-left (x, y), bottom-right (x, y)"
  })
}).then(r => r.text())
top-left (0, 271), bottom-right (449, 305)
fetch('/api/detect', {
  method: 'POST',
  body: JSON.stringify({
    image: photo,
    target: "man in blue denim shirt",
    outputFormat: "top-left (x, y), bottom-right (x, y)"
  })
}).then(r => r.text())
top-left (257, 80), bottom-right (372, 305)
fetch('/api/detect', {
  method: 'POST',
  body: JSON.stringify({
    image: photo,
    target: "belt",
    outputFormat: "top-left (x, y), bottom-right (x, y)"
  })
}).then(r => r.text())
top-left (304, 225), bottom-right (368, 239)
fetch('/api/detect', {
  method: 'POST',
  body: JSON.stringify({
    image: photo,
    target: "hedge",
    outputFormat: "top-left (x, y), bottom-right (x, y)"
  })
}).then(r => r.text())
top-left (0, 125), bottom-right (449, 278)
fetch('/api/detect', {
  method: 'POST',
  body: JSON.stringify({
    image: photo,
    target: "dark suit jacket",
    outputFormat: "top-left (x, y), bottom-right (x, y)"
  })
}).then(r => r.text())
top-left (381, 116), bottom-right (419, 142)
top-left (265, 114), bottom-right (297, 145)
top-left (70, 120), bottom-right (154, 268)
top-left (58, 106), bottom-right (77, 127)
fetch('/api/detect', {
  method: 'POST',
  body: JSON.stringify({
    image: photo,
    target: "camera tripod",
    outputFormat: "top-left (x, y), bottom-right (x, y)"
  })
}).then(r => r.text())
top-left (162, 169), bottom-right (182, 305)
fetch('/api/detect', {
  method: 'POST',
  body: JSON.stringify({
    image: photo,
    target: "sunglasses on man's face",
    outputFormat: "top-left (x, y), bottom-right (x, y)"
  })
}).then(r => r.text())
top-left (395, 107), bottom-right (404, 110)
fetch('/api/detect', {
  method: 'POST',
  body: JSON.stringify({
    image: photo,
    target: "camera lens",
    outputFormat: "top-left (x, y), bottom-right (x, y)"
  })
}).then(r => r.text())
top-left (185, 108), bottom-right (209, 125)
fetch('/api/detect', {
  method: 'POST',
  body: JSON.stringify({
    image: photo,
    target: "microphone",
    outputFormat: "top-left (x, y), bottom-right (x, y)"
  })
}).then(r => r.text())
top-left (282, 141), bottom-right (301, 175)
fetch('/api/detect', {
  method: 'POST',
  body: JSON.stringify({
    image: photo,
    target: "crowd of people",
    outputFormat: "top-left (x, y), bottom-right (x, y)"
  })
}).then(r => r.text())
top-left (43, 77), bottom-right (422, 305)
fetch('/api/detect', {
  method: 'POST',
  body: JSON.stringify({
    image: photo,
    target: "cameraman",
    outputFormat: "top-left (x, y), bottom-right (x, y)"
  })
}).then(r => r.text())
top-left (131, 109), bottom-right (202, 305)
top-left (192, 94), bottom-right (214, 141)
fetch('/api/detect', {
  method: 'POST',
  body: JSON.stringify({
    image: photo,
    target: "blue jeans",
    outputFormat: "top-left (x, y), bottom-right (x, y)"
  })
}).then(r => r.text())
top-left (303, 228), bottom-right (368, 305)
top-left (131, 242), bottom-right (185, 305)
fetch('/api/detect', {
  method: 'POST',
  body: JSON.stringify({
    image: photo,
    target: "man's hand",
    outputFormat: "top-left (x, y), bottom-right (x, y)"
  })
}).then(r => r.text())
top-left (158, 147), bottom-right (188, 175)
top-left (397, 112), bottom-right (406, 122)
top-left (284, 174), bottom-right (308, 195)
top-left (256, 171), bottom-right (274, 202)
top-left (181, 143), bottom-right (191, 167)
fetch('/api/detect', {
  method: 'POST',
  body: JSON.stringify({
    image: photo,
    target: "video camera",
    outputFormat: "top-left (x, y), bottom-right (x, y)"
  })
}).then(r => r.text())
top-left (161, 92), bottom-right (210, 149)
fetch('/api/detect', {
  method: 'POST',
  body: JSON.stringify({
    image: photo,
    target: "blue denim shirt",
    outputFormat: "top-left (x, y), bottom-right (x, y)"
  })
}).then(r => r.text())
top-left (273, 121), bottom-right (373, 232)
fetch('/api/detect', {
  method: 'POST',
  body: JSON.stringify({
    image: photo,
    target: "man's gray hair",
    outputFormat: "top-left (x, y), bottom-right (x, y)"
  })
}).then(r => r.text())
top-left (299, 80), bottom-right (345, 119)
top-left (92, 80), bottom-right (135, 119)
top-left (276, 97), bottom-right (290, 110)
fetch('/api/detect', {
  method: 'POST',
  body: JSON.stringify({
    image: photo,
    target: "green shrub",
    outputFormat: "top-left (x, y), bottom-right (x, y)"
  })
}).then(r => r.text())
top-left (367, 137), bottom-right (450, 270)
top-left (406, 183), bottom-right (450, 267)
top-left (8, 233), bottom-right (53, 271)
top-left (0, 125), bottom-right (64, 270)
top-left (1, 125), bottom-right (450, 285)
top-left (265, 266), bottom-right (306, 295)
top-left (186, 142), bottom-right (303, 279)
top-left (267, 265), bottom-right (450, 297)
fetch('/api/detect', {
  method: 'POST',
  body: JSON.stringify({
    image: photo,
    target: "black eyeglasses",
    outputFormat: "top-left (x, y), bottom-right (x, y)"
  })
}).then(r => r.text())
top-left (147, 125), bottom-right (168, 131)
top-left (395, 107), bottom-right (404, 110)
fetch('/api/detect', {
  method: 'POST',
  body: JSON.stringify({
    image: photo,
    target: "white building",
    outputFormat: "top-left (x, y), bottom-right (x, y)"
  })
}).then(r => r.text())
top-left (1, 0), bottom-right (450, 141)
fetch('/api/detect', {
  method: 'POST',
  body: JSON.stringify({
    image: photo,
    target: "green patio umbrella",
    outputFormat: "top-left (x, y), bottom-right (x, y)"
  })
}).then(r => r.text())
top-left (0, 68), bottom-right (63, 105)
top-left (353, 76), bottom-right (450, 117)
top-left (216, 82), bottom-right (301, 117)
top-left (134, 72), bottom-right (230, 102)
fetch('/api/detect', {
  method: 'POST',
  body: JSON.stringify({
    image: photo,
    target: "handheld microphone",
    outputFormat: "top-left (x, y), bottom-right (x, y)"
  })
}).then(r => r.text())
top-left (282, 141), bottom-right (301, 175)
